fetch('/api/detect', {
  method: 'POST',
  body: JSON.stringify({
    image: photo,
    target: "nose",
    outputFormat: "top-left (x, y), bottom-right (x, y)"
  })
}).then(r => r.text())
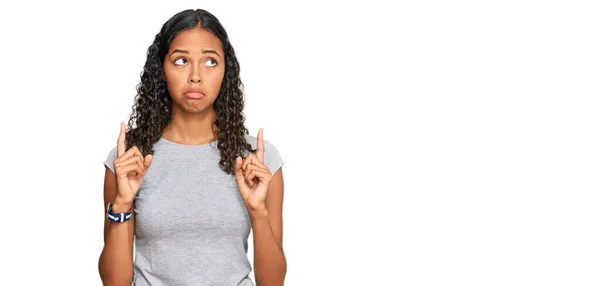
top-left (188, 64), bottom-right (202, 84)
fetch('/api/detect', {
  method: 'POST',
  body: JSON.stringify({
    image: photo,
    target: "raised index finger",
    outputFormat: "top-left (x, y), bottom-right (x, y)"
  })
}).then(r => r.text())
top-left (256, 128), bottom-right (264, 162)
top-left (117, 122), bottom-right (126, 157)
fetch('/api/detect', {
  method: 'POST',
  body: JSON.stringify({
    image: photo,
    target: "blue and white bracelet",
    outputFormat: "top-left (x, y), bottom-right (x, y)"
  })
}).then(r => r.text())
top-left (107, 202), bottom-right (132, 223)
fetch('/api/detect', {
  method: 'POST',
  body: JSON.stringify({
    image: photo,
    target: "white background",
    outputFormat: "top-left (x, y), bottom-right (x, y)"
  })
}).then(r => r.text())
top-left (0, 0), bottom-right (598, 285)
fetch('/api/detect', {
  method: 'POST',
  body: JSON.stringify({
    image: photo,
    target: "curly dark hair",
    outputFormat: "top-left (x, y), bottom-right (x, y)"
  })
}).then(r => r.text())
top-left (124, 8), bottom-right (254, 175)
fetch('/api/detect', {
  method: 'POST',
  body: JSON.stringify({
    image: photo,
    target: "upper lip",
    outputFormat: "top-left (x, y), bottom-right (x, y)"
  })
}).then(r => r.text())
top-left (185, 89), bottom-right (205, 95)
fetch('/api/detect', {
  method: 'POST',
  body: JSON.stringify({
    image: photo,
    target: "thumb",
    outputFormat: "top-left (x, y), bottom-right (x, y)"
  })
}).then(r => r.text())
top-left (144, 154), bottom-right (153, 167)
top-left (140, 154), bottom-right (153, 178)
top-left (233, 156), bottom-right (244, 181)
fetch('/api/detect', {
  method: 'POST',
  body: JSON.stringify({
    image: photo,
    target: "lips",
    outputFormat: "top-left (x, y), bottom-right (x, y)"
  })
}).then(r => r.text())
top-left (184, 89), bottom-right (205, 99)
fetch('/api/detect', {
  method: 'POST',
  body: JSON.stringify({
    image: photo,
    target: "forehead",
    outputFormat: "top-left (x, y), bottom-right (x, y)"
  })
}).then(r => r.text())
top-left (168, 27), bottom-right (223, 53)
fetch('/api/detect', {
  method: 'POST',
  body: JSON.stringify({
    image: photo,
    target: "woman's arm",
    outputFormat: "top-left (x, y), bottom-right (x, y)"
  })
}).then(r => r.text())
top-left (98, 167), bottom-right (135, 285)
top-left (250, 168), bottom-right (287, 286)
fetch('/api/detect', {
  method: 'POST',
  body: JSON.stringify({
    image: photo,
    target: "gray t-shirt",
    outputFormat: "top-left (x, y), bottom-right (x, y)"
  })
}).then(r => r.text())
top-left (103, 134), bottom-right (284, 286)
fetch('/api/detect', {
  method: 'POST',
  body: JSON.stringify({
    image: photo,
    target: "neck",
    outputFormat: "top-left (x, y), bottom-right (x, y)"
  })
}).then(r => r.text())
top-left (162, 106), bottom-right (218, 145)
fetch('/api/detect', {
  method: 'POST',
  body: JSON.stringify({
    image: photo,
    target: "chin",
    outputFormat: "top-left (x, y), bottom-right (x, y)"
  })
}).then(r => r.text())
top-left (183, 104), bottom-right (209, 113)
top-left (173, 100), bottom-right (214, 114)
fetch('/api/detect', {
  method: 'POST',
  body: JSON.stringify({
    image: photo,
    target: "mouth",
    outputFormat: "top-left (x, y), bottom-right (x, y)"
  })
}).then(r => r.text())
top-left (184, 90), bottom-right (205, 99)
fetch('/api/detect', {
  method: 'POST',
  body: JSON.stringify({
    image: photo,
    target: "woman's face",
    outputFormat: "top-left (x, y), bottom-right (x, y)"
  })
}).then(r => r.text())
top-left (163, 27), bottom-right (225, 114)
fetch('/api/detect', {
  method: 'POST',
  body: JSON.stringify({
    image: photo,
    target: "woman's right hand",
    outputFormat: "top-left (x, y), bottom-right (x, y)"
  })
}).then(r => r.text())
top-left (113, 122), bottom-right (153, 206)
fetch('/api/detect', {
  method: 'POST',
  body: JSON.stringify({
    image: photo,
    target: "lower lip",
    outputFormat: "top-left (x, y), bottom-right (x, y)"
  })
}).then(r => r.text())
top-left (185, 92), bottom-right (205, 99)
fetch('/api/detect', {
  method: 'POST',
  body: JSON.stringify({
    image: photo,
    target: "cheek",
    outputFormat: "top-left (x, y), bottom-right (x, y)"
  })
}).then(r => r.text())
top-left (164, 69), bottom-right (184, 85)
top-left (164, 70), bottom-right (187, 95)
top-left (208, 70), bottom-right (225, 90)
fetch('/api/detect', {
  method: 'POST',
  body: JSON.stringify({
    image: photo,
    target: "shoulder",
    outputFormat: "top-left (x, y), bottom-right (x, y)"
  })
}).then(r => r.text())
top-left (243, 133), bottom-right (284, 175)
top-left (103, 146), bottom-right (119, 174)
top-left (243, 133), bottom-right (280, 155)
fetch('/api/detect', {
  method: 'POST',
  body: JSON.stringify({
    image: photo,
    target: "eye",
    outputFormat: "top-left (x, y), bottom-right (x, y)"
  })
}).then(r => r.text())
top-left (174, 58), bottom-right (187, 65)
top-left (204, 58), bottom-right (217, 67)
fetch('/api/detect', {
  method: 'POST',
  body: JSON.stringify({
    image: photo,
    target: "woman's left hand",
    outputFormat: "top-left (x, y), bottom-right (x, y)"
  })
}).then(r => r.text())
top-left (234, 128), bottom-right (272, 213)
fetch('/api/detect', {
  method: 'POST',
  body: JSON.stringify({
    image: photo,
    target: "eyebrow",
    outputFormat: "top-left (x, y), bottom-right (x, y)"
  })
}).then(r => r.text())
top-left (169, 49), bottom-right (221, 58)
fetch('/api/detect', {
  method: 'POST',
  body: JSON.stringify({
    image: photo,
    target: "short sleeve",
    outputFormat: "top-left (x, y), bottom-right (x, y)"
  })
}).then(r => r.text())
top-left (264, 140), bottom-right (284, 175)
top-left (103, 146), bottom-right (118, 174)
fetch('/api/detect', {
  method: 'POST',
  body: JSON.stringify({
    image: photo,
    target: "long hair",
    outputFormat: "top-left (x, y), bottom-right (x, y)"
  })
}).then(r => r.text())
top-left (125, 9), bottom-right (254, 175)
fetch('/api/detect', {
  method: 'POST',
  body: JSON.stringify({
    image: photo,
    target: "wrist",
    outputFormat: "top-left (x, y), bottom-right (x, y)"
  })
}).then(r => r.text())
top-left (111, 198), bottom-right (133, 213)
top-left (245, 201), bottom-right (267, 214)
top-left (248, 208), bottom-right (269, 220)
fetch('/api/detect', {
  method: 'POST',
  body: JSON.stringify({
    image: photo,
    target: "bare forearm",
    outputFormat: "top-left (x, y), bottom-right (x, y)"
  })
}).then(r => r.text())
top-left (250, 210), bottom-right (287, 286)
top-left (98, 203), bottom-right (134, 285)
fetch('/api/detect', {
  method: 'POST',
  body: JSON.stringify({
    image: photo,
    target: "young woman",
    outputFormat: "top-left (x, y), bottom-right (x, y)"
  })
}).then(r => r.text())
top-left (98, 9), bottom-right (287, 286)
